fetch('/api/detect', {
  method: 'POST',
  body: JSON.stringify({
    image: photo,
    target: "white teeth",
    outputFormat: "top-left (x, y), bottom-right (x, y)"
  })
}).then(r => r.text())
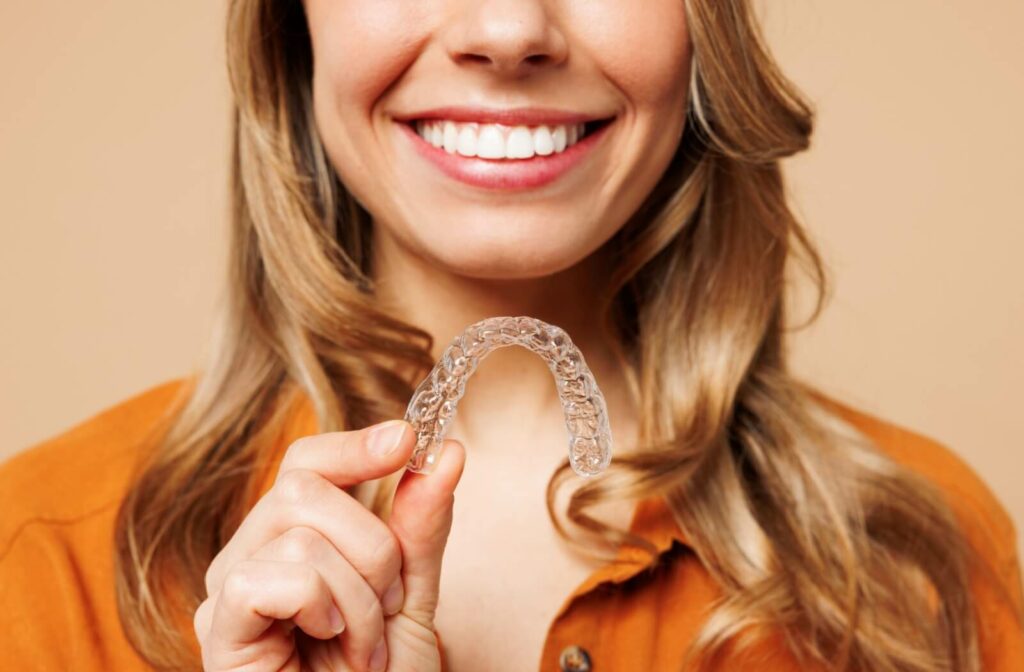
top-left (413, 120), bottom-right (589, 158)
top-left (552, 125), bottom-right (567, 152)
top-left (534, 126), bottom-right (554, 156)
top-left (456, 125), bottom-right (477, 156)
top-left (506, 126), bottom-right (534, 159)
top-left (476, 125), bottom-right (505, 159)
top-left (442, 121), bottom-right (458, 153)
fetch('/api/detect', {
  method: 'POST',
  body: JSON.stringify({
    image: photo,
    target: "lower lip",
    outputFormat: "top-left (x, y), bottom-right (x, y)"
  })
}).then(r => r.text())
top-left (397, 119), bottom-right (614, 191)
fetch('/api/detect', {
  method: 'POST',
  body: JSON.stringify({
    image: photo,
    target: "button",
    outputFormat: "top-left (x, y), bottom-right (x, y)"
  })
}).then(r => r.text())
top-left (559, 644), bottom-right (592, 672)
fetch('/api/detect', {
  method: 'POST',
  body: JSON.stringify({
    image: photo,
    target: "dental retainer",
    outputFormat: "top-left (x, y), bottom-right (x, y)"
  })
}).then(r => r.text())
top-left (403, 316), bottom-right (613, 478)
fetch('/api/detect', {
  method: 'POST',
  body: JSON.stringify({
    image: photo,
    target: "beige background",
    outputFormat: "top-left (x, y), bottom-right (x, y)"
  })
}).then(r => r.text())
top-left (2, 2), bottom-right (1021, 560)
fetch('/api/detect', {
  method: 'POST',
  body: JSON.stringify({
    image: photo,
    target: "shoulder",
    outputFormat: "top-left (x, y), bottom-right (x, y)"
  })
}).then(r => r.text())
top-left (0, 378), bottom-right (192, 668)
top-left (809, 390), bottom-right (1024, 666)
top-left (0, 377), bottom-right (193, 556)
top-left (808, 389), bottom-right (1023, 616)
top-left (809, 389), bottom-right (1017, 555)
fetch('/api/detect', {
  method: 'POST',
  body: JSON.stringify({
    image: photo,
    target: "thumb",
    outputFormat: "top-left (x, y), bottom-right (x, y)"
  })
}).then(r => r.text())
top-left (387, 438), bottom-right (466, 629)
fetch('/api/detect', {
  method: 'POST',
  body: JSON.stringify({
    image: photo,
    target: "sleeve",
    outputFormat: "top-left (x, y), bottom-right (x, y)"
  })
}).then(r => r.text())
top-left (886, 426), bottom-right (1024, 669)
top-left (971, 508), bottom-right (1024, 671)
top-left (931, 443), bottom-right (1024, 671)
top-left (0, 523), bottom-right (78, 671)
top-left (0, 376), bottom-right (194, 671)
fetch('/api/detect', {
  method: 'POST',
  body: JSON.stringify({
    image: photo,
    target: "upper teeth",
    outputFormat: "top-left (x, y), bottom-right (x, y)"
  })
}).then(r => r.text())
top-left (414, 120), bottom-right (587, 159)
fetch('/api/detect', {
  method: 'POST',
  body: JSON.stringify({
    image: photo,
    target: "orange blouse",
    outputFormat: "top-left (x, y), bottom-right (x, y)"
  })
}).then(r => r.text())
top-left (1, 378), bottom-right (1022, 670)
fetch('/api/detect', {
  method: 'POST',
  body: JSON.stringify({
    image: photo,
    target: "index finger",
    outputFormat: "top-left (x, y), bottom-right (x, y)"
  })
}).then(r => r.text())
top-left (277, 419), bottom-right (417, 488)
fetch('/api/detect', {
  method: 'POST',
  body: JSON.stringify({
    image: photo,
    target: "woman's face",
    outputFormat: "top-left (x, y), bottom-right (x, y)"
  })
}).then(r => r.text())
top-left (302, 0), bottom-right (692, 280)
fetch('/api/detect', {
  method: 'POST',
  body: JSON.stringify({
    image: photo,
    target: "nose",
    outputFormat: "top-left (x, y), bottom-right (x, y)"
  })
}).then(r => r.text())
top-left (443, 0), bottom-right (568, 77)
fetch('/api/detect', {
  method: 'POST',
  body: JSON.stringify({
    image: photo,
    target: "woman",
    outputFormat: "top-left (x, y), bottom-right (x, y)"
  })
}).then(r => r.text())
top-left (1, 0), bottom-right (1021, 670)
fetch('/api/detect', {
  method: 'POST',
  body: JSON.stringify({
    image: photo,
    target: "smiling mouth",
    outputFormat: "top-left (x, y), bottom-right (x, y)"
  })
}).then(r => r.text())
top-left (400, 117), bottom-right (615, 161)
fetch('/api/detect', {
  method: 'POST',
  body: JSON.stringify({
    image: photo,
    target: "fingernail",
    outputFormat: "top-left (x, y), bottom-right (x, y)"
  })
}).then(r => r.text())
top-left (328, 605), bottom-right (345, 634)
top-left (369, 637), bottom-right (388, 672)
top-left (382, 578), bottom-right (404, 616)
top-left (367, 420), bottom-right (407, 457)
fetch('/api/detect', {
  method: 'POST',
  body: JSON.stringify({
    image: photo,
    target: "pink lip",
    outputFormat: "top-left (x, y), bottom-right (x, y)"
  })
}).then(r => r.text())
top-left (396, 119), bottom-right (614, 191)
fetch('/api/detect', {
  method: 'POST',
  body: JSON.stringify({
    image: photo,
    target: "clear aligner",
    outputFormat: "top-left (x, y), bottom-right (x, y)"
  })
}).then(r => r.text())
top-left (403, 316), bottom-right (613, 478)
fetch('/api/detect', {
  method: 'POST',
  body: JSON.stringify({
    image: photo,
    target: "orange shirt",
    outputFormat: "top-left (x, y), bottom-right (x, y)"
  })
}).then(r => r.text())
top-left (1, 378), bottom-right (1022, 671)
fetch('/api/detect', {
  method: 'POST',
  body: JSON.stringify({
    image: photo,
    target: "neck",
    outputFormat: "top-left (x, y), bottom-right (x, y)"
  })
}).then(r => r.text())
top-left (369, 224), bottom-right (638, 461)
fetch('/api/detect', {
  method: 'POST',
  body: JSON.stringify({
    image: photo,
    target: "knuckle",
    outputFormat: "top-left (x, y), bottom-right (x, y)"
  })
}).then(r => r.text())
top-left (203, 561), bottom-right (218, 596)
top-left (297, 563), bottom-right (325, 602)
top-left (192, 598), bottom-right (210, 642)
top-left (281, 435), bottom-right (316, 468)
top-left (277, 526), bottom-right (323, 562)
top-left (357, 591), bottom-right (385, 630)
top-left (221, 561), bottom-right (257, 605)
top-left (364, 528), bottom-right (403, 590)
top-left (367, 530), bottom-right (402, 576)
top-left (274, 468), bottom-right (321, 507)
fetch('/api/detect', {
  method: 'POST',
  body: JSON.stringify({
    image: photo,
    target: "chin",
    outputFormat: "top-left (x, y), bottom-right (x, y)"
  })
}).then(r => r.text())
top-left (428, 238), bottom-right (595, 281)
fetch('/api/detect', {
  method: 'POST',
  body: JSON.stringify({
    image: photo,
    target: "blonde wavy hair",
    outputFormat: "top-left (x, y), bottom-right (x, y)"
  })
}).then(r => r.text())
top-left (113, 0), bottom-right (1011, 670)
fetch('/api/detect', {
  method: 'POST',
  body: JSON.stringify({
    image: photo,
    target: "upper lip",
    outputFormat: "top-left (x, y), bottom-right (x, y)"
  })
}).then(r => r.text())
top-left (392, 106), bottom-right (614, 126)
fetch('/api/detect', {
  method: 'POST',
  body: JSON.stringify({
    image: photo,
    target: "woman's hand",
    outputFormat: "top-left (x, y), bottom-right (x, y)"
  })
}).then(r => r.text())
top-left (192, 419), bottom-right (466, 671)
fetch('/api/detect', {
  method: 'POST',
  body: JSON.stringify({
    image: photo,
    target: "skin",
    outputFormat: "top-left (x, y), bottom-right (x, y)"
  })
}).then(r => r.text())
top-left (195, 1), bottom-right (692, 670)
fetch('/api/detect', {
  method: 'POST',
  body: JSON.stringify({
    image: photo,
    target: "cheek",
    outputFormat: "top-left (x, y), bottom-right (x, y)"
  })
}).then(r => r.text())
top-left (305, 1), bottom-right (432, 203)
top-left (307, 2), bottom-right (428, 135)
top-left (307, 1), bottom-right (429, 120)
top-left (572, 0), bottom-right (691, 110)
